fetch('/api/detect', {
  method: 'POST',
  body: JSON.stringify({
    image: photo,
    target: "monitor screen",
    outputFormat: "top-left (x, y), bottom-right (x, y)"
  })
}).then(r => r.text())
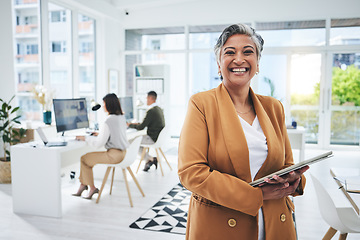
top-left (119, 96), bottom-right (134, 121)
top-left (53, 98), bottom-right (89, 133)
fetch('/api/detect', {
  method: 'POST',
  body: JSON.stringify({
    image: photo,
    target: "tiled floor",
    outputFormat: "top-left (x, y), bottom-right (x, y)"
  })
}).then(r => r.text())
top-left (0, 140), bottom-right (359, 239)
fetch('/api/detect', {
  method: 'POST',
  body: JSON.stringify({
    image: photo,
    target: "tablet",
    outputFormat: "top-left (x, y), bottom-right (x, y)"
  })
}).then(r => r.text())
top-left (250, 151), bottom-right (333, 187)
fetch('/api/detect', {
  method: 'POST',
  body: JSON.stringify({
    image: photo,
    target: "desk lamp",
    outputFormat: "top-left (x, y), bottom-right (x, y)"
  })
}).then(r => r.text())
top-left (91, 99), bottom-right (101, 111)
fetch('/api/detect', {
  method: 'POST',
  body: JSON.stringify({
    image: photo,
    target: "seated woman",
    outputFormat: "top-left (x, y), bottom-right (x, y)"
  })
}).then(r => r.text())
top-left (73, 93), bottom-right (129, 199)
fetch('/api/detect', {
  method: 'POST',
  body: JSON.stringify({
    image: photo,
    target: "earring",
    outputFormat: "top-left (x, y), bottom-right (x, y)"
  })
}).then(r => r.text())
top-left (218, 71), bottom-right (221, 76)
top-left (256, 71), bottom-right (259, 75)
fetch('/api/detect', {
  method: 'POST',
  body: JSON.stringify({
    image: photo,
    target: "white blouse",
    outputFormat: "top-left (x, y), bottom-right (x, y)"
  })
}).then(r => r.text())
top-left (238, 115), bottom-right (268, 240)
top-left (85, 122), bottom-right (110, 149)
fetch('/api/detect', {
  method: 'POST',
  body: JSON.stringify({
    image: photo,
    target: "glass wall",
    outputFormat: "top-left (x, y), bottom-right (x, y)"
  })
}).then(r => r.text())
top-left (189, 25), bottom-right (228, 49)
top-left (330, 53), bottom-right (360, 145)
top-left (290, 54), bottom-right (322, 144)
top-left (257, 54), bottom-right (287, 102)
top-left (189, 52), bottom-right (219, 94)
top-left (330, 18), bottom-right (360, 45)
top-left (78, 13), bottom-right (96, 100)
top-left (256, 20), bottom-right (326, 46)
top-left (125, 19), bottom-right (360, 147)
top-left (48, 3), bottom-right (72, 98)
top-left (12, 0), bottom-right (97, 123)
top-left (13, 0), bottom-right (42, 120)
top-left (126, 27), bottom-right (185, 51)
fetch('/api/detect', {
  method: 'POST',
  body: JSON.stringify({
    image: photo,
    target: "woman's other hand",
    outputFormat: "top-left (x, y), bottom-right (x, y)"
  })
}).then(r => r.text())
top-left (260, 165), bottom-right (309, 200)
top-left (75, 136), bottom-right (85, 141)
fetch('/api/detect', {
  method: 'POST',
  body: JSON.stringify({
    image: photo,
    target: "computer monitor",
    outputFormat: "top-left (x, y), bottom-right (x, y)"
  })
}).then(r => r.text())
top-left (119, 96), bottom-right (134, 121)
top-left (53, 98), bottom-right (89, 133)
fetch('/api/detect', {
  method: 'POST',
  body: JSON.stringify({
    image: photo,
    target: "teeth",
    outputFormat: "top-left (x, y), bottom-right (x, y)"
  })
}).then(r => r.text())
top-left (232, 68), bottom-right (247, 72)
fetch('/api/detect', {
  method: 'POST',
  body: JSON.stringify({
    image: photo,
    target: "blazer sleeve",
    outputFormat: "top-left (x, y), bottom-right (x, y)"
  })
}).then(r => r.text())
top-left (178, 94), bottom-right (263, 217)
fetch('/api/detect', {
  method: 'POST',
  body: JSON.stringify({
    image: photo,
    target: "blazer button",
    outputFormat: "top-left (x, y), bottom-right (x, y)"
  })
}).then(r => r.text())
top-left (228, 218), bottom-right (237, 227)
top-left (280, 213), bottom-right (286, 222)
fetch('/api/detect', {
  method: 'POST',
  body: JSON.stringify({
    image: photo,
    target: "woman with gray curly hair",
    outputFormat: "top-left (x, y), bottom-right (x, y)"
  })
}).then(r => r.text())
top-left (178, 23), bottom-right (309, 239)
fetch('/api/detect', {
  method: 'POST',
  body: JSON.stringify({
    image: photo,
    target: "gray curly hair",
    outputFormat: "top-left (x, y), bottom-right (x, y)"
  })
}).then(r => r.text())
top-left (214, 23), bottom-right (264, 64)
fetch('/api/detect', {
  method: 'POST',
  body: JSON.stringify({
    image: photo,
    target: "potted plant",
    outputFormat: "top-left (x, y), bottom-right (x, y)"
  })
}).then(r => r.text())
top-left (0, 95), bottom-right (26, 183)
top-left (32, 85), bottom-right (55, 125)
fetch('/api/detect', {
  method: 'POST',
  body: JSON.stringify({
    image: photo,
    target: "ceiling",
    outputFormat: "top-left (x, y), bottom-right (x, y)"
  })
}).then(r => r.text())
top-left (105, 0), bottom-right (199, 11)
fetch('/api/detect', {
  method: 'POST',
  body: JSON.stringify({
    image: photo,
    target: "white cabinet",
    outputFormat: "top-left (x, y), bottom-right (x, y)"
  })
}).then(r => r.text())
top-left (133, 64), bottom-right (170, 121)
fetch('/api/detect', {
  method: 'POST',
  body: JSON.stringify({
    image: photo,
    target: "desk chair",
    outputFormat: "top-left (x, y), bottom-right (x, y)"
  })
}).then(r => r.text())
top-left (311, 175), bottom-right (360, 240)
top-left (96, 136), bottom-right (145, 207)
top-left (136, 126), bottom-right (172, 176)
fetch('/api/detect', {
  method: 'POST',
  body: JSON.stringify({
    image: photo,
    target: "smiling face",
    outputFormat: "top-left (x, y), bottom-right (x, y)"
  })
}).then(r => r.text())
top-left (218, 34), bottom-right (259, 90)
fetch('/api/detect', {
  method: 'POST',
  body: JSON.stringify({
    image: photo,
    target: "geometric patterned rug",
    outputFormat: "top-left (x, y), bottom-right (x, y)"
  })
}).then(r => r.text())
top-left (129, 183), bottom-right (191, 235)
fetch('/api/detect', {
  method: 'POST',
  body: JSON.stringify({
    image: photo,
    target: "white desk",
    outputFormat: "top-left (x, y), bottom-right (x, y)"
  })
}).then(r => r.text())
top-left (287, 126), bottom-right (306, 162)
top-left (11, 129), bottom-right (146, 218)
top-left (330, 168), bottom-right (360, 215)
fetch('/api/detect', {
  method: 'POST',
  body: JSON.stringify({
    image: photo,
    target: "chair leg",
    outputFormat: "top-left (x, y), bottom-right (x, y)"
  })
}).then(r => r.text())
top-left (159, 147), bottom-right (172, 170)
top-left (338, 233), bottom-right (348, 240)
top-left (136, 147), bottom-right (147, 173)
top-left (127, 167), bottom-right (145, 197)
top-left (155, 148), bottom-right (164, 176)
top-left (110, 167), bottom-right (115, 195)
top-left (122, 168), bottom-right (133, 207)
top-left (96, 167), bottom-right (112, 204)
top-left (323, 227), bottom-right (337, 240)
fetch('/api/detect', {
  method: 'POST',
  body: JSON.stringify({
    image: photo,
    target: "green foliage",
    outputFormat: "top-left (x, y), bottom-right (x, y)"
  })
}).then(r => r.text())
top-left (293, 65), bottom-right (360, 106)
top-left (0, 96), bottom-right (26, 161)
top-left (331, 65), bottom-right (360, 106)
top-left (291, 93), bottom-right (319, 105)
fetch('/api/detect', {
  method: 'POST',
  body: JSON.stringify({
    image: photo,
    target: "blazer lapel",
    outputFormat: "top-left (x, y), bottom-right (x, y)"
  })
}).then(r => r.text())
top-left (215, 84), bottom-right (251, 182)
top-left (249, 89), bottom-right (280, 180)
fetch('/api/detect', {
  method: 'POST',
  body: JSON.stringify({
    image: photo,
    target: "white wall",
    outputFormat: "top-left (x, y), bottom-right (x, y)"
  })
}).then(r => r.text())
top-left (121, 0), bottom-right (360, 28)
top-left (0, 1), bottom-right (16, 102)
top-left (94, 17), bottom-right (124, 125)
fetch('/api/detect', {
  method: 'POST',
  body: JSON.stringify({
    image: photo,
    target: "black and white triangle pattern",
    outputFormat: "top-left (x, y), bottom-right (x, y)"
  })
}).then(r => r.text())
top-left (130, 183), bottom-right (191, 235)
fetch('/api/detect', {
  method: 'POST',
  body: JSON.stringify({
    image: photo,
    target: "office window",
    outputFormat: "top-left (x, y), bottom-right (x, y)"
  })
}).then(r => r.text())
top-left (126, 27), bottom-right (185, 51)
top-left (330, 18), bottom-right (360, 45)
top-left (50, 10), bottom-right (66, 22)
top-left (51, 41), bottom-right (66, 53)
top-left (26, 44), bottom-right (38, 54)
top-left (12, 0), bottom-right (98, 121)
top-left (289, 54), bottom-right (322, 144)
top-left (80, 15), bottom-right (91, 21)
top-left (256, 20), bottom-right (326, 46)
top-left (151, 40), bottom-right (161, 50)
top-left (189, 24), bottom-right (237, 49)
top-left (125, 20), bottom-right (360, 145)
top-left (330, 53), bottom-right (360, 145)
top-left (48, 3), bottom-right (72, 99)
top-left (24, 16), bottom-right (37, 25)
top-left (189, 52), bottom-right (220, 93)
top-left (257, 54), bottom-right (287, 102)
top-left (12, 0), bottom-right (41, 120)
top-left (79, 42), bottom-right (93, 53)
top-left (78, 13), bottom-right (96, 101)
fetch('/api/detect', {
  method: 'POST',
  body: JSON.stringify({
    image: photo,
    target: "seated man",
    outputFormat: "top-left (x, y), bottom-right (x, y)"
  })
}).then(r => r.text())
top-left (127, 91), bottom-right (165, 171)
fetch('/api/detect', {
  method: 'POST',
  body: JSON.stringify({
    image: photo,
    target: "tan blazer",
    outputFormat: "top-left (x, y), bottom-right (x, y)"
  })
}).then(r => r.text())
top-left (178, 83), bottom-right (306, 240)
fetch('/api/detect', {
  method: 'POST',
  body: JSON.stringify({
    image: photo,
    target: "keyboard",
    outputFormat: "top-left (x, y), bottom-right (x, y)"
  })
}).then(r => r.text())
top-left (46, 141), bottom-right (68, 147)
